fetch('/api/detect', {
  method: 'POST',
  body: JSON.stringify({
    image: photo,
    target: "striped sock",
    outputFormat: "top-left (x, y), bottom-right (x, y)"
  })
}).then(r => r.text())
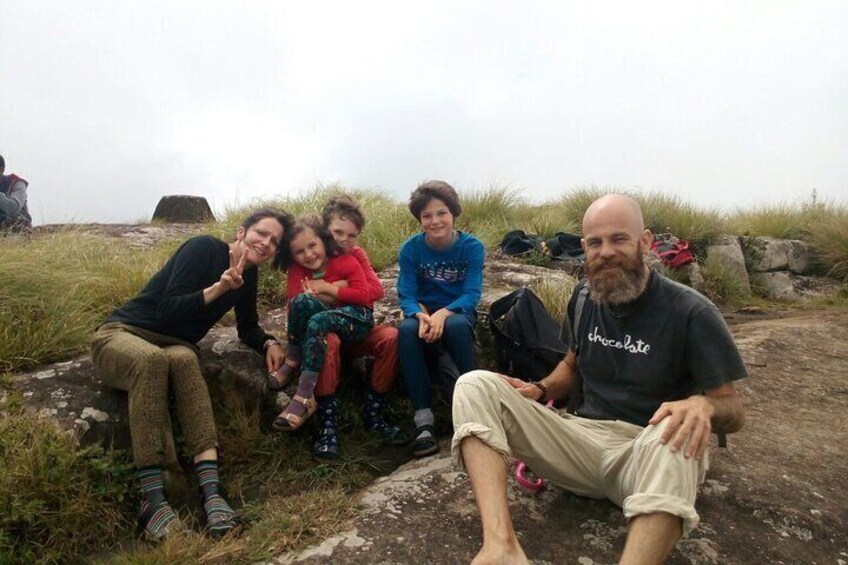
top-left (195, 460), bottom-right (240, 538)
top-left (137, 466), bottom-right (176, 541)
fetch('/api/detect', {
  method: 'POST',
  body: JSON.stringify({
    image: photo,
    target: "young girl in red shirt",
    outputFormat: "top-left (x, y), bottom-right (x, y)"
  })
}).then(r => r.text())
top-left (271, 217), bottom-right (374, 453)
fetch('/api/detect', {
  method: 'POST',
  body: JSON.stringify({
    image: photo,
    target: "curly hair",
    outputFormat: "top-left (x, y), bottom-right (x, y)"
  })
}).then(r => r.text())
top-left (322, 194), bottom-right (366, 231)
top-left (408, 180), bottom-right (462, 221)
top-left (274, 215), bottom-right (341, 270)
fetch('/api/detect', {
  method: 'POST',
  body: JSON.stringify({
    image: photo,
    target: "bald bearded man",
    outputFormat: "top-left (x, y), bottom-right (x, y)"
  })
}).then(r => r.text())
top-left (452, 195), bottom-right (747, 565)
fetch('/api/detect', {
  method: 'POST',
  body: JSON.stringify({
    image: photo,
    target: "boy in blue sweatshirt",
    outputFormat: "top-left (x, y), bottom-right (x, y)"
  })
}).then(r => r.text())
top-left (397, 180), bottom-right (484, 457)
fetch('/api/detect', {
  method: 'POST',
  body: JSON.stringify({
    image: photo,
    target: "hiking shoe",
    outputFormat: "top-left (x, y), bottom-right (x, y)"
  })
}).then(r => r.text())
top-left (411, 424), bottom-right (439, 458)
top-left (366, 418), bottom-right (411, 446)
top-left (364, 388), bottom-right (410, 446)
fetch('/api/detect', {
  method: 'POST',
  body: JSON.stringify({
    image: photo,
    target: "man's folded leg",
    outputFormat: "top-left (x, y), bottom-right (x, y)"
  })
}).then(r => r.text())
top-left (451, 369), bottom-right (607, 498)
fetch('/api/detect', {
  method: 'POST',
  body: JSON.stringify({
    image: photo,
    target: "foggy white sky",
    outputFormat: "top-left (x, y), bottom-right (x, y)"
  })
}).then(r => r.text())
top-left (1, 1), bottom-right (846, 224)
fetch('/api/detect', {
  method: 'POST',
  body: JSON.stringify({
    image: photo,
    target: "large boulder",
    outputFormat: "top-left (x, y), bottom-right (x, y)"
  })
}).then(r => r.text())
top-left (746, 237), bottom-right (811, 274)
top-left (6, 320), bottom-right (283, 464)
top-left (750, 272), bottom-right (841, 302)
top-left (152, 195), bottom-right (215, 223)
top-left (706, 236), bottom-right (751, 296)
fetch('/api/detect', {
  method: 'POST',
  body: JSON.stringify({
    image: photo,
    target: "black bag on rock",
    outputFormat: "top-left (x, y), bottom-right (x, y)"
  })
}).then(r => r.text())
top-left (488, 288), bottom-right (569, 383)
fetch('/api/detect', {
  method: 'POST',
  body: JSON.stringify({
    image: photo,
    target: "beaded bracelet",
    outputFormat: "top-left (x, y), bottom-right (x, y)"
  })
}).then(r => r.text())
top-left (532, 381), bottom-right (547, 402)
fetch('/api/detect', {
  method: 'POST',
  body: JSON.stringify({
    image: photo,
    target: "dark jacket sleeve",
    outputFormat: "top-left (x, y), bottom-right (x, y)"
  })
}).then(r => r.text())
top-left (155, 237), bottom-right (218, 325)
top-left (235, 267), bottom-right (273, 353)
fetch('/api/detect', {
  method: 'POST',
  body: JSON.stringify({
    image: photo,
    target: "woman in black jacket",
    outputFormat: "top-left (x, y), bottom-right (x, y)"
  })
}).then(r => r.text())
top-left (91, 208), bottom-right (291, 541)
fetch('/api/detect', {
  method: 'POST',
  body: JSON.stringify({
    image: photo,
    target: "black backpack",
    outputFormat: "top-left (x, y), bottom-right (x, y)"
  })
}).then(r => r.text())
top-left (489, 286), bottom-right (589, 412)
top-left (489, 287), bottom-right (570, 383)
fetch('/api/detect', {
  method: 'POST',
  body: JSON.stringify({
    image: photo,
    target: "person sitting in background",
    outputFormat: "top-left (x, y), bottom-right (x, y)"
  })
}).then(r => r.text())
top-left (0, 154), bottom-right (32, 232)
top-left (397, 180), bottom-right (485, 458)
top-left (91, 208), bottom-right (291, 542)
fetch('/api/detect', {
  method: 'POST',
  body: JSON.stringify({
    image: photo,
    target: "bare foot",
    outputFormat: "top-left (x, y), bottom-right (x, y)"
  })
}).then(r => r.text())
top-left (470, 541), bottom-right (529, 565)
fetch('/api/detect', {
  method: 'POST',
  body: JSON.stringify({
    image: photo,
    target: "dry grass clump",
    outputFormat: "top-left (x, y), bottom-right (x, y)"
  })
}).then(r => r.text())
top-left (0, 230), bottom-right (174, 372)
top-left (455, 185), bottom-right (523, 247)
top-left (635, 192), bottom-right (726, 249)
top-left (805, 205), bottom-right (848, 281)
top-left (700, 253), bottom-right (750, 305)
top-left (727, 202), bottom-right (813, 239)
top-left (0, 410), bottom-right (134, 564)
top-left (528, 275), bottom-right (578, 325)
top-left (107, 488), bottom-right (355, 565)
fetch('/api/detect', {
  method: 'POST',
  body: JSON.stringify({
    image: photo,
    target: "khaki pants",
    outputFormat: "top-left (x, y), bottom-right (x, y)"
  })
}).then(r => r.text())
top-left (451, 370), bottom-right (708, 536)
top-left (91, 322), bottom-right (218, 467)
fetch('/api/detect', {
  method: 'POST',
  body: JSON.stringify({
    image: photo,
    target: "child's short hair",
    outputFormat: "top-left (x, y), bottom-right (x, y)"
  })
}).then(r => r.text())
top-left (408, 180), bottom-right (462, 221)
top-left (275, 215), bottom-right (340, 270)
top-left (322, 194), bottom-right (366, 231)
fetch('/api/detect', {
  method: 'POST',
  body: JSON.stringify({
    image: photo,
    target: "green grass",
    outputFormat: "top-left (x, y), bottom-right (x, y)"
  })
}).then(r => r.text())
top-left (0, 230), bottom-right (177, 373)
top-left (727, 202), bottom-right (815, 239)
top-left (804, 205), bottom-right (848, 281)
top-left (455, 185), bottom-right (523, 247)
top-left (700, 253), bottom-right (750, 305)
top-left (0, 409), bottom-right (135, 564)
top-left (528, 275), bottom-right (578, 325)
top-left (635, 192), bottom-right (726, 250)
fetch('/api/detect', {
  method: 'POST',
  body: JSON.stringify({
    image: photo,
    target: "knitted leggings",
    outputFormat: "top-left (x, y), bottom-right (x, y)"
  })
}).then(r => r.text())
top-left (91, 323), bottom-right (218, 467)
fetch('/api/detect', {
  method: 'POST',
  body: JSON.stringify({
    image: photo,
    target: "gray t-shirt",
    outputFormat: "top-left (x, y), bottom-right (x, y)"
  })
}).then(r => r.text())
top-left (567, 271), bottom-right (748, 427)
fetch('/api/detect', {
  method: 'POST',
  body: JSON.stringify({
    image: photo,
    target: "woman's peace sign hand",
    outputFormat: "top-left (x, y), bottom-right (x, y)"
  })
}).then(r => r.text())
top-left (219, 250), bottom-right (247, 291)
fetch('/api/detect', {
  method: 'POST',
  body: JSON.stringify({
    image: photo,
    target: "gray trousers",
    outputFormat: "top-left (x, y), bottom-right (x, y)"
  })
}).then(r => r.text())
top-left (91, 322), bottom-right (218, 467)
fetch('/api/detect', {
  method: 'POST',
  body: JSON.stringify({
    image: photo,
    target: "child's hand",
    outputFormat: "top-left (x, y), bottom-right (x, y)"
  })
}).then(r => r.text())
top-left (301, 279), bottom-right (316, 295)
top-left (307, 279), bottom-right (336, 297)
top-left (415, 312), bottom-right (433, 340)
top-left (424, 308), bottom-right (453, 343)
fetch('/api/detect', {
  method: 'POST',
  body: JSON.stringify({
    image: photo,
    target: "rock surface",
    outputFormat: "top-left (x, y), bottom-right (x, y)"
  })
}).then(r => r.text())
top-left (706, 235), bottom-right (751, 296)
top-left (751, 271), bottom-right (841, 302)
top-left (152, 195), bottom-right (215, 223)
top-left (746, 236), bottom-right (811, 274)
top-left (271, 309), bottom-right (848, 564)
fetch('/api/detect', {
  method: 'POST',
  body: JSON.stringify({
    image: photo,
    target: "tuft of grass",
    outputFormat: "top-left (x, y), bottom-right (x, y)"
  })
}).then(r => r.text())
top-left (804, 205), bottom-right (848, 281)
top-left (528, 275), bottom-right (578, 325)
top-left (700, 254), bottom-right (749, 305)
top-left (0, 410), bottom-right (134, 564)
top-left (0, 230), bottom-right (176, 373)
top-left (727, 202), bottom-right (811, 239)
top-left (108, 487), bottom-right (355, 565)
top-left (552, 186), bottom-right (614, 230)
top-left (635, 192), bottom-right (726, 250)
top-left (455, 185), bottom-right (522, 247)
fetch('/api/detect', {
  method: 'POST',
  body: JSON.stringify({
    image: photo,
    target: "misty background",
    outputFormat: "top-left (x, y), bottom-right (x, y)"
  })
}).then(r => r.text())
top-left (1, 1), bottom-right (845, 225)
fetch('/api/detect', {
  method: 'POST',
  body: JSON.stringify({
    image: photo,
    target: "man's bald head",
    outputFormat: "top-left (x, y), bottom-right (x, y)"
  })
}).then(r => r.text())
top-left (580, 194), bottom-right (653, 305)
top-left (582, 194), bottom-right (645, 237)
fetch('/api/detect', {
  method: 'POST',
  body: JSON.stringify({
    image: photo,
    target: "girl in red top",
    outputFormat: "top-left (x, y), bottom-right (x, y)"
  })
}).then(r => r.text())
top-left (271, 217), bottom-right (374, 441)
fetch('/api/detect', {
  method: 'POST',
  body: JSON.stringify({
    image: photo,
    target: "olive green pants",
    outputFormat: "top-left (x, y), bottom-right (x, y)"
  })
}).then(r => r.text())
top-left (91, 323), bottom-right (218, 467)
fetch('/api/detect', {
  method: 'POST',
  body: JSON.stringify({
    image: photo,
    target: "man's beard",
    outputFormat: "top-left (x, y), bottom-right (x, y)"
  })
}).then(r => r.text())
top-left (586, 246), bottom-right (651, 307)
